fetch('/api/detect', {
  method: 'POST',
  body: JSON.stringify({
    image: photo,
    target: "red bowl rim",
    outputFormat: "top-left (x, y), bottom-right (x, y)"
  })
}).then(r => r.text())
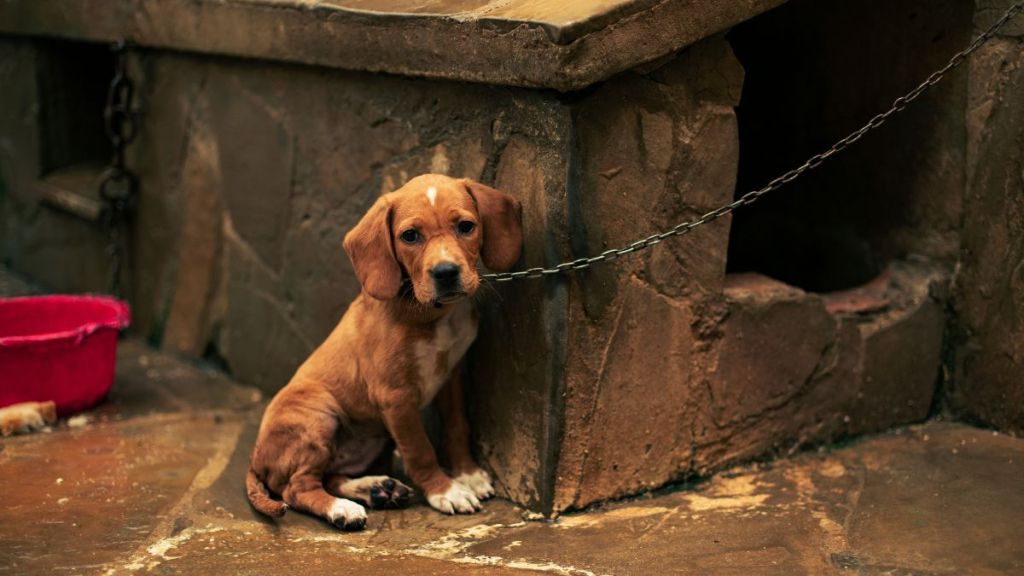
top-left (0, 295), bottom-right (131, 348)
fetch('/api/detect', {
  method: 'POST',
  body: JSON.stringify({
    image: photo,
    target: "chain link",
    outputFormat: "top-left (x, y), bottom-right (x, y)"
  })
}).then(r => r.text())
top-left (483, 1), bottom-right (1024, 283)
top-left (98, 40), bottom-right (139, 297)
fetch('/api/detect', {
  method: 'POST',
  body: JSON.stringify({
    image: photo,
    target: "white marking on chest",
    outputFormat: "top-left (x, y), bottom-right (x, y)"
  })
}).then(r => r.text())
top-left (426, 186), bottom-right (437, 206)
top-left (413, 303), bottom-right (477, 407)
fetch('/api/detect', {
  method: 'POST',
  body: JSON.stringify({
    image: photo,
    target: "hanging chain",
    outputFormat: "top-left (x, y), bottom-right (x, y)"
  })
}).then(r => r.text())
top-left (98, 40), bottom-right (139, 297)
top-left (483, 1), bottom-right (1024, 283)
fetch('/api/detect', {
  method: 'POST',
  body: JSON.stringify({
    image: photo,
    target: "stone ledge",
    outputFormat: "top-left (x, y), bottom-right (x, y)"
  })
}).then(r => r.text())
top-left (0, 0), bottom-right (785, 91)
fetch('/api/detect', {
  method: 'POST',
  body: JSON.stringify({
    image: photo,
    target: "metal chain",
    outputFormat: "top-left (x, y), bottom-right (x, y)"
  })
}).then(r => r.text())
top-left (98, 40), bottom-right (139, 297)
top-left (483, 1), bottom-right (1024, 282)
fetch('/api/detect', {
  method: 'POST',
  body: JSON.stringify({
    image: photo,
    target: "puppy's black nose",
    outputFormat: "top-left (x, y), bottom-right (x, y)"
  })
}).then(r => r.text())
top-left (430, 262), bottom-right (461, 282)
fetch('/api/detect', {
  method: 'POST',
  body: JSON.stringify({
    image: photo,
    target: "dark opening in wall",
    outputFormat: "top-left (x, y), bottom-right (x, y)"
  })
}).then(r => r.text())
top-left (725, 0), bottom-right (972, 293)
top-left (36, 39), bottom-right (115, 176)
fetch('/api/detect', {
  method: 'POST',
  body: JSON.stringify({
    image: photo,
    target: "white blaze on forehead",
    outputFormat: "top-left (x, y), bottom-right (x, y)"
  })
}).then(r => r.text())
top-left (426, 186), bottom-right (438, 206)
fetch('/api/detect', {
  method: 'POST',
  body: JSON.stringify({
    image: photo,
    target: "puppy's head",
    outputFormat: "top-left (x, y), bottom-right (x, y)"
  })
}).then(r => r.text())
top-left (343, 174), bottom-right (523, 305)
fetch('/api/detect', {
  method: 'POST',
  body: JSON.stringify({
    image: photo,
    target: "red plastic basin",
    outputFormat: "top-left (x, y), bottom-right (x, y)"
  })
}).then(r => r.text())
top-left (0, 295), bottom-right (130, 415)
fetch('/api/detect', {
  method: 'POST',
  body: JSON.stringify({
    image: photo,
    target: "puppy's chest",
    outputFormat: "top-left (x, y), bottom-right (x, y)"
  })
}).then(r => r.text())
top-left (413, 304), bottom-right (478, 407)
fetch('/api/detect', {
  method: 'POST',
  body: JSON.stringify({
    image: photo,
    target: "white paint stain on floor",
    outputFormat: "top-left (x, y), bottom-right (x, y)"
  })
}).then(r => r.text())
top-left (406, 522), bottom-right (517, 557)
top-left (556, 505), bottom-right (675, 529)
top-left (682, 473), bottom-right (772, 512)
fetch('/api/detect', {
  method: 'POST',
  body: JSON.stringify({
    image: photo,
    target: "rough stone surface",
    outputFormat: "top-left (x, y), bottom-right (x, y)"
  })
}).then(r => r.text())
top-left (557, 256), bottom-right (950, 511)
top-left (161, 118), bottom-right (224, 357)
top-left (554, 35), bottom-right (743, 513)
top-left (693, 262), bottom-right (948, 477)
top-left (468, 128), bottom-right (574, 512)
top-left (0, 0), bottom-right (786, 91)
top-left (0, 41), bottom-right (109, 294)
top-left (852, 294), bottom-right (945, 435)
top-left (950, 29), bottom-right (1024, 434)
top-left (0, 265), bottom-right (37, 297)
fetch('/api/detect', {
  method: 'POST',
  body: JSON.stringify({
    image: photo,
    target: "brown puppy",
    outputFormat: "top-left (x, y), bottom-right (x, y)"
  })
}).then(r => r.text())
top-left (246, 174), bottom-right (523, 529)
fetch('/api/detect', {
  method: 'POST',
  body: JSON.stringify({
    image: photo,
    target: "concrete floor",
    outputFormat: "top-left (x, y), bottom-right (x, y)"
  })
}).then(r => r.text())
top-left (1, 337), bottom-right (1022, 575)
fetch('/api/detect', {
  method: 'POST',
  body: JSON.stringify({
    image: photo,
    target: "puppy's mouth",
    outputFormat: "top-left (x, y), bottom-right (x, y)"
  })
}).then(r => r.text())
top-left (432, 292), bottom-right (468, 307)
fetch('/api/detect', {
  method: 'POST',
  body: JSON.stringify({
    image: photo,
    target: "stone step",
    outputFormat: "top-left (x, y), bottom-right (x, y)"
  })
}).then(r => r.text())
top-left (0, 0), bottom-right (785, 90)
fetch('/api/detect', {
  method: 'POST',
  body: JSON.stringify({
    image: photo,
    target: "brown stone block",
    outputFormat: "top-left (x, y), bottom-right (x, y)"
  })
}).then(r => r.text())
top-left (635, 263), bottom-right (946, 506)
top-left (570, 35), bottom-right (742, 319)
top-left (950, 35), bottom-right (1024, 433)
top-left (162, 117), bottom-right (224, 357)
top-left (711, 275), bottom-right (836, 430)
top-left (220, 229), bottom-right (316, 392)
top-left (570, 277), bottom-right (699, 507)
top-left (850, 297), bottom-right (945, 436)
top-left (130, 55), bottom-right (205, 339)
top-left (207, 73), bottom-right (293, 274)
top-left (468, 109), bottom-right (574, 512)
top-left (555, 36), bottom-right (743, 511)
top-left (688, 276), bottom-right (856, 474)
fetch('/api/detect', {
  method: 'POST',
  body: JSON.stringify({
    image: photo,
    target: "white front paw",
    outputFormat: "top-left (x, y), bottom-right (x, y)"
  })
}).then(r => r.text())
top-left (327, 498), bottom-right (368, 530)
top-left (427, 481), bottom-right (482, 514)
top-left (454, 469), bottom-right (495, 500)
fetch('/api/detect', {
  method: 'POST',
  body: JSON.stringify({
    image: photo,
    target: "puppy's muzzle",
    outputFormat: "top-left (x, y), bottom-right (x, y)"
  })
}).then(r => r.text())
top-left (430, 262), bottom-right (464, 302)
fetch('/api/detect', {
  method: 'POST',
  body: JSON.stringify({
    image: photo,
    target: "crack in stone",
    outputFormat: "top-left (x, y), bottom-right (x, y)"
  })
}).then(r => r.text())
top-left (104, 418), bottom-right (244, 575)
top-left (568, 290), bottom-right (630, 509)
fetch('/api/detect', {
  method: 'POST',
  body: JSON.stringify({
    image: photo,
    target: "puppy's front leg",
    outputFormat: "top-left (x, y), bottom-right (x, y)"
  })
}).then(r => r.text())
top-left (379, 393), bottom-right (481, 515)
top-left (436, 366), bottom-right (495, 500)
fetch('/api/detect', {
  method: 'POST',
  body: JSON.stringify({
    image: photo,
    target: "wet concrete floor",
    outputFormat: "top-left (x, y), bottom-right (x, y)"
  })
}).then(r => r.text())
top-left (1, 339), bottom-right (1022, 575)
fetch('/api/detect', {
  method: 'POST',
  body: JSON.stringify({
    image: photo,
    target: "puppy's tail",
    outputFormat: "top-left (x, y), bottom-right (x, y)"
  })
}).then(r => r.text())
top-left (246, 468), bottom-right (287, 518)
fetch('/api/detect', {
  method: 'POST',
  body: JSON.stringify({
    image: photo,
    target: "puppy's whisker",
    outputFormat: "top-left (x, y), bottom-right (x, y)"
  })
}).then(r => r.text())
top-left (474, 273), bottom-right (503, 303)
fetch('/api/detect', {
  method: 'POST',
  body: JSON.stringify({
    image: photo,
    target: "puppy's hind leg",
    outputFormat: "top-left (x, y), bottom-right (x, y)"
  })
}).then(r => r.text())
top-left (325, 474), bottom-right (413, 509)
top-left (283, 473), bottom-right (367, 531)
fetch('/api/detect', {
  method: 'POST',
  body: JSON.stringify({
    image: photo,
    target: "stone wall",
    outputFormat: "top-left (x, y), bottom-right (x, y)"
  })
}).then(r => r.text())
top-left (948, 4), bottom-right (1024, 434)
top-left (0, 40), bottom-right (110, 294)
top-left (126, 53), bottom-right (575, 395)
top-left (554, 36), bottom-right (745, 511)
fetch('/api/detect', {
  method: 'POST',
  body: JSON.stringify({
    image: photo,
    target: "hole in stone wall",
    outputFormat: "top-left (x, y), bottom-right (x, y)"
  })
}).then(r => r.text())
top-left (33, 40), bottom-right (117, 221)
top-left (725, 0), bottom-right (971, 293)
top-left (36, 39), bottom-right (115, 175)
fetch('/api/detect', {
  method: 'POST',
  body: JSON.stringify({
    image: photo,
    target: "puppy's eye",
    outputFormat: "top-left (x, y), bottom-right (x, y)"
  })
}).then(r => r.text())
top-left (457, 220), bottom-right (476, 235)
top-left (400, 229), bottom-right (420, 244)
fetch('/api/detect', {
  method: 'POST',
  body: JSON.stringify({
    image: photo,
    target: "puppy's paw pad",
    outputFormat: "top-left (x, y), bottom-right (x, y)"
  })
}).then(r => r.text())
top-left (328, 498), bottom-right (367, 531)
top-left (339, 475), bottom-right (412, 509)
top-left (427, 481), bottom-right (481, 515)
top-left (368, 477), bottom-right (413, 509)
top-left (454, 469), bottom-right (495, 500)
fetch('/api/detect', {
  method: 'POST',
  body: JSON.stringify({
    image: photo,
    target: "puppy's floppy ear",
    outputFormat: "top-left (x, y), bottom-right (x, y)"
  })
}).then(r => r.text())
top-left (343, 195), bottom-right (402, 300)
top-left (463, 179), bottom-right (523, 272)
